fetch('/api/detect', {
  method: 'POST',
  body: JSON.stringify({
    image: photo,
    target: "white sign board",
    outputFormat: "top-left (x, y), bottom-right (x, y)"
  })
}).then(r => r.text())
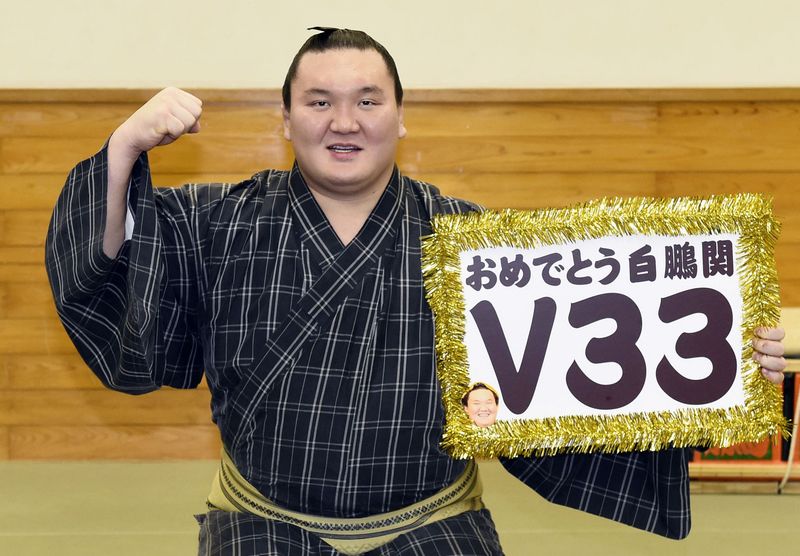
top-left (423, 196), bottom-right (784, 458)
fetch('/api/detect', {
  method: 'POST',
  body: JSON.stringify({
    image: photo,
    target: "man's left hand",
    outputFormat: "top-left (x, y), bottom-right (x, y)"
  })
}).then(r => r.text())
top-left (752, 327), bottom-right (787, 385)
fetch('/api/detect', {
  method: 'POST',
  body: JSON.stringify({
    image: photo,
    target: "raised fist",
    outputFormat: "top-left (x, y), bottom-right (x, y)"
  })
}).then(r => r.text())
top-left (111, 87), bottom-right (203, 158)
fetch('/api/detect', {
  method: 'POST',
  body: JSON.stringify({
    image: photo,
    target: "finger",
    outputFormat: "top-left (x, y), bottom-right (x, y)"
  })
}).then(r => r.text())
top-left (173, 87), bottom-right (202, 107)
top-left (176, 92), bottom-right (203, 119)
top-left (174, 102), bottom-right (200, 126)
top-left (761, 368), bottom-right (785, 385)
top-left (752, 352), bottom-right (788, 373)
top-left (754, 327), bottom-right (785, 341)
top-left (171, 88), bottom-right (203, 118)
top-left (157, 135), bottom-right (177, 147)
top-left (164, 104), bottom-right (200, 138)
top-left (164, 113), bottom-right (191, 139)
top-left (155, 88), bottom-right (202, 122)
top-left (751, 337), bottom-right (785, 357)
top-left (188, 119), bottom-right (201, 134)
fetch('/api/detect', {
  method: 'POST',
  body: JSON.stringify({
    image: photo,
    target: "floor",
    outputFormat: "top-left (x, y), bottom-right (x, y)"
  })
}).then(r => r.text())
top-left (1, 459), bottom-right (798, 555)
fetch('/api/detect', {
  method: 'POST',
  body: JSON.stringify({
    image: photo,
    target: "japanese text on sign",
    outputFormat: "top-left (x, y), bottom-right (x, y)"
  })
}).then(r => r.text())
top-left (460, 234), bottom-right (744, 422)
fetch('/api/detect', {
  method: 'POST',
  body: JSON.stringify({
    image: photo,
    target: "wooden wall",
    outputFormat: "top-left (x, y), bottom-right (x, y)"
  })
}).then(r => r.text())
top-left (1, 88), bottom-right (799, 461)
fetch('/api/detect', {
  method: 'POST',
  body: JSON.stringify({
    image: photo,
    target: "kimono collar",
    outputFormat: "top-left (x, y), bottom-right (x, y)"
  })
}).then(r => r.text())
top-left (287, 163), bottom-right (404, 270)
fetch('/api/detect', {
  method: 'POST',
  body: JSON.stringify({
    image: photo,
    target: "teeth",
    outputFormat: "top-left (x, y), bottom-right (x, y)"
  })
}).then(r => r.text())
top-left (330, 145), bottom-right (359, 152)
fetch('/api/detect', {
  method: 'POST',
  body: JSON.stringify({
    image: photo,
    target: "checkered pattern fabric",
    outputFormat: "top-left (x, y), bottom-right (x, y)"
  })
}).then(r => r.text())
top-left (46, 147), bottom-right (473, 518)
top-left (46, 146), bottom-right (691, 551)
top-left (501, 448), bottom-right (692, 539)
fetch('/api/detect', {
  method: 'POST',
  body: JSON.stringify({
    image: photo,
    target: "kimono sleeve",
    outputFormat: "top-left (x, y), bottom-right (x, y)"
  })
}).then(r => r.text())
top-left (45, 145), bottom-right (205, 393)
top-left (500, 448), bottom-right (692, 539)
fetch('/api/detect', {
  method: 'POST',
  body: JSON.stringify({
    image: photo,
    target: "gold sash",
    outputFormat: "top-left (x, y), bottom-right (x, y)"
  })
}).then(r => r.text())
top-left (207, 450), bottom-right (484, 555)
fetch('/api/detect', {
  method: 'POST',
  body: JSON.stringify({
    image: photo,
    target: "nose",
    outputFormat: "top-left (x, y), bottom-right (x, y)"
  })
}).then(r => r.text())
top-left (330, 106), bottom-right (360, 133)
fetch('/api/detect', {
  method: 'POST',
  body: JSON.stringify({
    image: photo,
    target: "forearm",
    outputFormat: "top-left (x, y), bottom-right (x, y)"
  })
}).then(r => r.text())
top-left (103, 130), bottom-right (141, 258)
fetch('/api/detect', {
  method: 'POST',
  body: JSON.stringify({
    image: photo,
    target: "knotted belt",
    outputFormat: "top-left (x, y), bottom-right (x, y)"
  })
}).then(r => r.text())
top-left (207, 449), bottom-right (485, 555)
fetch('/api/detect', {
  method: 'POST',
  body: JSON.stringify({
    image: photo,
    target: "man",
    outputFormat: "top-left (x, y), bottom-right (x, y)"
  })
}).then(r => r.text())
top-left (462, 383), bottom-right (500, 428)
top-left (46, 28), bottom-right (787, 555)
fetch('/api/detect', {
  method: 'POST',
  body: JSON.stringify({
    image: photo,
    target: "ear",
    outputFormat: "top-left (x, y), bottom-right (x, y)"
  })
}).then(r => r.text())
top-left (281, 103), bottom-right (291, 141)
top-left (398, 104), bottom-right (407, 139)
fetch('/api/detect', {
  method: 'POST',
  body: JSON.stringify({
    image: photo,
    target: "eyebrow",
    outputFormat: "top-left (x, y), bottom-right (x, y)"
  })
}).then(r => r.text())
top-left (302, 86), bottom-right (386, 97)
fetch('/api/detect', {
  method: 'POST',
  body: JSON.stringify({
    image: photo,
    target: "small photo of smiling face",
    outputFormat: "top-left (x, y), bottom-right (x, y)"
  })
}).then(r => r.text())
top-left (462, 383), bottom-right (499, 428)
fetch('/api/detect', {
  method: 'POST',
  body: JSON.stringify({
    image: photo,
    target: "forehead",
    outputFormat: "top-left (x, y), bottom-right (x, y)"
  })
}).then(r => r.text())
top-left (292, 48), bottom-right (394, 96)
top-left (468, 389), bottom-right (496, 402)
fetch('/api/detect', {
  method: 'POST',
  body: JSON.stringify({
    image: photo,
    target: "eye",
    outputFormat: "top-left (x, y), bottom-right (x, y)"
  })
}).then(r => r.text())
top-left (310, 100), bottom-right (330, 108)
top-left (359, 99), bottom-right (378, 107)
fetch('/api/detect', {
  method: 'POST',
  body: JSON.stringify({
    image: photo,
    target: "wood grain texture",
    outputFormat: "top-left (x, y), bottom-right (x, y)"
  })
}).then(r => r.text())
top-left (5, 355), bottom-right (212, 391)
top-left (0, 246), bottom-right (43, 264)
top-left (0, 318), bottom-right (78, 355)
top-left (781, 284), bottom-right (800, 307)
top-left (404, 103), bottom-right (658, 137)
top-left (0, 389), bottom-right (212, 426)
top-left (4, 88), bottom-right (800, 103)
top-left (782, 308), bottom-right (800, 354)
top-left (8, 134), bottom-right (800, 175)
top-left (688, 462), bottom-right (800, 479)
top-left (0, 427), bottom-right (7, 460)
top-left (5, 354), bottom-right (104, 390)
top-left (1, 136), bottom-right (292, 174)
top-left (0, 103), bottom-right (283, 139)
top-left (0, 175), bottom-right (63, 210)
top-left (0, 263), bottom-right (46, 283)
top-left (7, 170), bottom-right (797, 211)
top-left (0, 282), bottom-right (56, 319)
top-left (413, 172), bottom-right (658, 209)
top-left (397, 135), bottom-right (800, 173)
top-left (9, 425), bottom-right (220, 459)
top-left (0, 211), bottom-right (49, 246)
top-left (658, 102), bottom-right (800, 138)
top-left (2, 88), bottom-right (799, 460)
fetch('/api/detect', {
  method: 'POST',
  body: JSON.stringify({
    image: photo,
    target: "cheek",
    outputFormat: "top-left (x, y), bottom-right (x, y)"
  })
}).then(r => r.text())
top-left (367, 119), bottom-right (402, 143)
top-left (288, 117), bottom-right (326, 143)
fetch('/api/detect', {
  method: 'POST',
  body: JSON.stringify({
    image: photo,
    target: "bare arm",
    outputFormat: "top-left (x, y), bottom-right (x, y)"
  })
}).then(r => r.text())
top-left (102, 87), bottom-right (203, 257)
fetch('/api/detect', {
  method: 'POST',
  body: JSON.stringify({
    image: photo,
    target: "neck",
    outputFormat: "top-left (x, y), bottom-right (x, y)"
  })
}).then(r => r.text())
top-left (309, 185), bottom-right (385, 246)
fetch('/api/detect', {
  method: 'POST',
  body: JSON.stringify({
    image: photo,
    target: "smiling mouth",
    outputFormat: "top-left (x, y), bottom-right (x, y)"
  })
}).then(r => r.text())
top-left (328, 144), bottom-right (362, 153)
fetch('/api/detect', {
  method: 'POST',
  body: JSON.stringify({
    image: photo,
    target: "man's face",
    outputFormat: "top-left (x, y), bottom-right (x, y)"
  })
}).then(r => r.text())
top-left (282, 48), bottom-right (406, 199)
top-left (464, 388), bottom-right (498, 428)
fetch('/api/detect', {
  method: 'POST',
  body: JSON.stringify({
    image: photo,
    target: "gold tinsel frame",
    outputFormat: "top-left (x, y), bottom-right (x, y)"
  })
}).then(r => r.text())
top-left (422, 194), bottom-right (786, 459)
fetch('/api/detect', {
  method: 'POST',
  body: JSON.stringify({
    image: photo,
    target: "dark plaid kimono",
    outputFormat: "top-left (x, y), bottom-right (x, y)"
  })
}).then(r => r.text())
top-left (46, 147), bottom-right (691, 553)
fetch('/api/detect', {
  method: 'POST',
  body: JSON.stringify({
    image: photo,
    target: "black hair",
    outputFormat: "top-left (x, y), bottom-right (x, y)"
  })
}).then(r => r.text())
top-left (282, 27), bottom-right (403, 110)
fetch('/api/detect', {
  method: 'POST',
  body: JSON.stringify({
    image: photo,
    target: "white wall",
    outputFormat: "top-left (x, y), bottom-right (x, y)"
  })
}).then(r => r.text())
top-left (3, 0), bottom-right (799, 88)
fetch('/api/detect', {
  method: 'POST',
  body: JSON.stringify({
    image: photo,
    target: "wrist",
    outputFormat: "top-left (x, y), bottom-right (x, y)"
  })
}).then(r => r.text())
top-left (108, 125), bottom-right (144, 164)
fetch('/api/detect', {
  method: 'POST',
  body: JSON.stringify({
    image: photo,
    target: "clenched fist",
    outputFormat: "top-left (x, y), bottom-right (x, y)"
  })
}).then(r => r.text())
top-left (111, 87), bottom-right (203, 159)
top-left (103, 87), bottom-right (203, 258)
